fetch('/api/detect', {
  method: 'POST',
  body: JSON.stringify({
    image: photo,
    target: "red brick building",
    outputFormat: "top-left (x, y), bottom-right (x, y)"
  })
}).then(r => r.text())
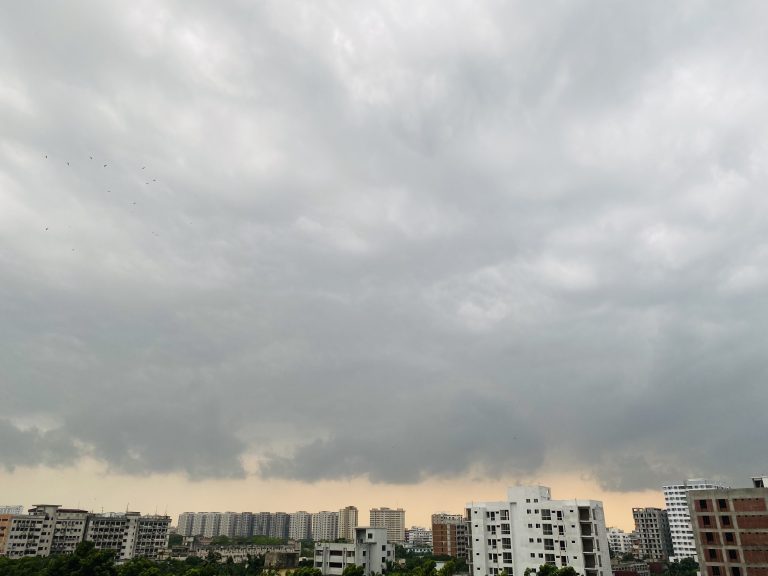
top-left (689, 480), bottom-right (768, 576)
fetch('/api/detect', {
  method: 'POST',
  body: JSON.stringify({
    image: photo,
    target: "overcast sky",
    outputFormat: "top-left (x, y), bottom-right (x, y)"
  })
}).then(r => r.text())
top-left (2, 1), bottom-right (767, 524)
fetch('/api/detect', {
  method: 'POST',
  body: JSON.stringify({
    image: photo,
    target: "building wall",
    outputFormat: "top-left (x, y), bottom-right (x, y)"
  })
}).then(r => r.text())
top-left (0, 506), bottom-right (24, 516)
top-left (178, 512), bottom-right (195, 537)
top-left (290, 512), bottom-right (312, 541)
top-left (606, 527), bottom-right (633, 555)
top-left (467, 486), bottom-right (611, 576)
top-left (313, 512), bottom-right (339, 543)
top-left (690, 486), bottom-right (768, 576)
top-left (432, 513), bottom-right (468, 558)
top-left (338, 507), bottom-right (359, 542)
top-left (664, 479), bottom-right (726, 561)
top-left (632, 508), bottom-right (673, 561)
top-left (315, 527), bottom-right (393, 576)
top-left (270, 513), bottom-right (289, 539)
top-left (370, 508), bottom-right (405, 544)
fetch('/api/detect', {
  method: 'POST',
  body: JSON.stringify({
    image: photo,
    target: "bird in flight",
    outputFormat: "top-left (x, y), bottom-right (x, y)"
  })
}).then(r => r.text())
top-left (103, 164), bottom-right (107, 167)
top-left (90, 156), bottom-right (93, 160)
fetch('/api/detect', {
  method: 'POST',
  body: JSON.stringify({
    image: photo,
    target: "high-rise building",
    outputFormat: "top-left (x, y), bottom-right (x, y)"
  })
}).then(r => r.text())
top-left (313, 512), bottom-right (339, 542)
top-left (689, 478), bottom-right (768, 576)
top-left (270, 512), bottom-right (289, 539)
top-left (370, 508), bottom-right (405, 544)
top-left (192, 513), bottom-right (208, 537)
top-left (632, 508), bottom-right (673, 561)
top-left (254, 512), bottom-right (272, 536)
top-left (432, 513), bottom-right (468, 558)
top-left (177, 512), bottom-right (195, 536)
top-left (0, 515), bottom-right (13, 555)
top-left (220, 512), bottom-right (240, 538)
top-left (606, 527), bottom-right (634, 556)
top-left (202, 512), bottom-right (222, 538)
top-left (315, 527), bottom-right (394, 576)
top-left (236, 512), bottom-right (254, 538)
top-left (466, 486), bottom-right (611, 576)
top-left (664, 478), bottom-right (727, 561)
top-left (290, 511), bottom-right (312, 541)
top-left (338, 506), bottom-right (358, 542)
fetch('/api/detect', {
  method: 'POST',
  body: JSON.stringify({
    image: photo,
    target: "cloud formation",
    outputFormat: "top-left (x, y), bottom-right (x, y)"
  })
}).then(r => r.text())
top-left (2, 1), bottom-right (768, 488)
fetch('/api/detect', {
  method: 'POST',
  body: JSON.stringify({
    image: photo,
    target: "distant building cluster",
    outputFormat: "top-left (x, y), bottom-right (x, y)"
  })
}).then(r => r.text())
top-left (5, 475), bottom-right (768, 576)
top-left (176, 506), bottom-right (392, 543)
top-left (0, 504), bottom-right (170, 561)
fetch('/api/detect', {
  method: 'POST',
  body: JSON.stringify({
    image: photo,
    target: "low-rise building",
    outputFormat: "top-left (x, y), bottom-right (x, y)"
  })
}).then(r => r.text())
top-left (315, 527), bottom-right (394, 576)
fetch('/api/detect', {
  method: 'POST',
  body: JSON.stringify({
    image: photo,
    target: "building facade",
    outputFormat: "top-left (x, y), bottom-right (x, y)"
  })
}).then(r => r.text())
top-left (632, 508), bottom-right (673, 561)
top-left (690, 481), bottom-right (768, 576)
top-left (406, 526), bottom-right (433, 546)
top-left (314, 527), bottom-right (394, 576)
top-left (370, 508), bottom-right (406, 544)
top-left (290, 511), bottom-right (312, 541)
top-left (467, 486), bottom-right (611, 576)
top-left (664, 479), bottom-right (727, 561)
top-left (338, 507), bottom-right (359, 542)
top-left (1, 505), bottom-right (169, 561)
top-left (270, 513), bottom-right (289, 539)
top-left (312, 512), bottom-right (339, 543)
top-left (0, 506), bottom-right (24, 516)
top-left (606, 527), bottom-right (634, 556)
top-left (432, 513), bottom-right (468, 559)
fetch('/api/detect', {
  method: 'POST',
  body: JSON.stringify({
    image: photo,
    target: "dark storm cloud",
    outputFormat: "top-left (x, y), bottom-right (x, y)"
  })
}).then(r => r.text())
top-left (2, 0), bottom-right (768, 487)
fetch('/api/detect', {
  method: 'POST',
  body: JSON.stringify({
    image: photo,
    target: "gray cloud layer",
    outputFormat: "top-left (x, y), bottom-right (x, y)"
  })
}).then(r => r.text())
top-left (2, 1), bottom-right (768, 489)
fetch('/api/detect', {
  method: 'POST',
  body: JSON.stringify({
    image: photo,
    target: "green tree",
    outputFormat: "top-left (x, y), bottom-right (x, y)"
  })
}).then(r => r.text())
top-left (342, 565), bottom-right (366, 576)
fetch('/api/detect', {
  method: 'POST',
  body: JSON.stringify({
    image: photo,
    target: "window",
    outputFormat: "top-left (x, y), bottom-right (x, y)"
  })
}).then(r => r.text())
top-left (705, 533), bottom-right (714, 543)
top-left (721, 516), bottom-right (731, 527)
top-left (712, 568), bottom-right (720, 576)
top-left (731, 568), bottom-right (740, 576)
top-left (718, 499), bottom-right (728, 510)
top-left (708, 549), bottom-right (717, 560)
top-left (699, 500), bottom-right (709, 510)
top-left (725, 532), bottom-right (734, 543)
top-left (728, 550), bottom-right (738, 561)
top-left (703, 516), bottom-right (712, 526)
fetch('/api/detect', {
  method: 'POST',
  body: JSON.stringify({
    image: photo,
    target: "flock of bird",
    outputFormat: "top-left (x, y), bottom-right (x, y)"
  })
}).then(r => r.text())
top-left (42, 152), bottom-right (164, 249)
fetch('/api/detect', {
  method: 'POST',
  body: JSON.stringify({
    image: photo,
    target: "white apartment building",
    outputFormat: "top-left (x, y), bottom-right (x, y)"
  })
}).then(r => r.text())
top-left (370, 508), bottom-right (405, 544)
top-left (0, 506), bottom-right (24, 515)
top-left (2, 506), bottom-right (168, 561)
top-left (220, 512), bottom-right (241, 538)
top-left (315, 527), bottom-right (394, 576)
top-left (87, 512), bottom-right (170, 561)
top-left (236, 512), bottom-right (254, 537)
top-left (202, 512), bottom-right (222, 538)
top-left (338, 506), bottom-right (359, 541)
top-left (290, 511), bottom-right (312, 541)
top-left (313, 511), bottom-right (339, 542)
top-left (466, 486), bottom-right (611, 576)
top-left (270, 512), bottom-right (289, 539)
top-left (663, 478), bottom-right (726, 561)
top-left (177, 512), bottom-right (195, 536)
top-left (606, 527), bottom-right (633, 555)
top-left (406, 526), bottom-right (433, 546)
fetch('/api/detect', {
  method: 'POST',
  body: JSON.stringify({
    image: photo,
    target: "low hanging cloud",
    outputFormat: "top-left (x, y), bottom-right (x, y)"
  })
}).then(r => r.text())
top-left (2, 1), bottom-right (768, 489)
